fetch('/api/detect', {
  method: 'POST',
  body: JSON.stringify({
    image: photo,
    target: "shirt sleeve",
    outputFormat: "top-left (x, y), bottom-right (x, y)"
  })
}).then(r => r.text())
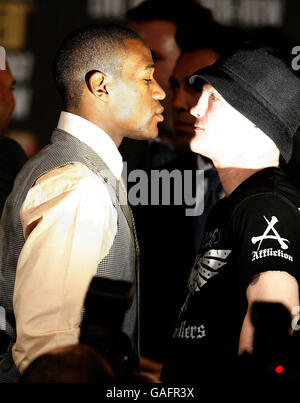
top-left (12, 163), bottom-right (118, 373)
top-left (230, 193), bottom-right (300, 292)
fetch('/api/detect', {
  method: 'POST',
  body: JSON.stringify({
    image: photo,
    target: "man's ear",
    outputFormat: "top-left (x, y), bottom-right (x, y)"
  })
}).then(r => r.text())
top-left (86, 70), bottom-right (109, 101)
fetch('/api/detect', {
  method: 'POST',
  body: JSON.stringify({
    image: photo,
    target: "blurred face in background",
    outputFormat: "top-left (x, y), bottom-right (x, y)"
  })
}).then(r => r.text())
top-left (128, 20), bottom-right (180, 138)
top-left (170, 49), bottom-right (219, 152)
top-left (0, 63), bottom-right (15, 134)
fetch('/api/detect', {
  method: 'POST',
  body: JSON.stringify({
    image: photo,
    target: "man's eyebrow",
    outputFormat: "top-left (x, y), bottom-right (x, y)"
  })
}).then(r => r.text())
top-left (144, 63), bottom-right (155, 71)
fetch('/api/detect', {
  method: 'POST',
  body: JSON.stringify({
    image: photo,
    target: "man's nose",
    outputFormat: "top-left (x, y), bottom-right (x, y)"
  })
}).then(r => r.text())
top-left (153, 79), bottom-right (166, 100)
top-left (190, 93), bottom-right (206, 118)
top-left (172, 88), bottom-right (190, 111)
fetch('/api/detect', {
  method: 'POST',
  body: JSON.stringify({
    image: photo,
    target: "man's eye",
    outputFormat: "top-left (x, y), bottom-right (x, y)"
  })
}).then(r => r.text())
top-left (144, 79), bottom-right (152, 83)
top-left (169, 78), bottom-right (179, 93)
top-left (171, 85), bottom-right (178, 94)
top-left (209, 92), bottom-right (218, 101)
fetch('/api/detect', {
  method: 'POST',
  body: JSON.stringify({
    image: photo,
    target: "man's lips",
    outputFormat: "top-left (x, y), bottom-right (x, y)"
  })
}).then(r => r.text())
top-left (194, 125), bottom-right (205, 131)
top-left (155, 107), bottom-right (164, 122)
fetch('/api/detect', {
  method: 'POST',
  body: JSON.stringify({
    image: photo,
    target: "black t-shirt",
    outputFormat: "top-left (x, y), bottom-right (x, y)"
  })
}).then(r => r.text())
top-left (161, 167), bottom-right (300, 383)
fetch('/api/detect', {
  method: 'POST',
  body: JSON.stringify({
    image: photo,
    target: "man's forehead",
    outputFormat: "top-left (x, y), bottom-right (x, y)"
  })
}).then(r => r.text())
top-left (202, 83), bottom-right (223, 97)
top-left (124, 38), bottom-right (155, 71)
top-left (124, 37), bottom-right (150, 54)
top-left (125, 55), bottom-right (155, 72)
top-left (202, 83), bottom-right (214, 91)
top-left (125, 37), bottom-right (151, 55)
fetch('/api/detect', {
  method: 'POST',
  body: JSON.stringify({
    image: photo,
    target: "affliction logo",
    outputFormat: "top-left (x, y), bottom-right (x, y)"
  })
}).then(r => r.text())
top-left (252, 248), bottom-right (293, 262)
top-left (251, 216), bottom-right (293, 262)
top-left (251, 216), bottom-right (290, 250)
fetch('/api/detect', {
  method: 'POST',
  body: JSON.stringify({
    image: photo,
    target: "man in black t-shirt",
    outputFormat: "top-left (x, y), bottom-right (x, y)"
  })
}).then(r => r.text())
top-left (162, 45), bottom-right (300, 383)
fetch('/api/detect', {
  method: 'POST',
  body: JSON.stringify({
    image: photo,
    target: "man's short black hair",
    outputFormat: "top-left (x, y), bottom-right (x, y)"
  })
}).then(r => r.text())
top-left (53, 24), bottom-right (140, 109)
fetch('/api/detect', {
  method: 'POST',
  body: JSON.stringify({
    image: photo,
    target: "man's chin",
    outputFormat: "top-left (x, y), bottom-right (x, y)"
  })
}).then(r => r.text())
top-left (125, 128), bottom-right (158, 141)
top-left (190, 136), bottom-right (208, 156)
top-left (143, 127), bottom-right (159, 140)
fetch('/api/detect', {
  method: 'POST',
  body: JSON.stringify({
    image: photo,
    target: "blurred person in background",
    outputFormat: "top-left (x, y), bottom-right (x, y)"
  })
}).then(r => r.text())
top-left (21, 344), bottom-right (115, 383)
top-left (21, 342), bottom-right (160, 383)
top-left (128, 4), bottom-right (243, 374)
top-left (0, 62), bottom-right (27, 217)
top-left (0, 61), bottom-right (27, 360)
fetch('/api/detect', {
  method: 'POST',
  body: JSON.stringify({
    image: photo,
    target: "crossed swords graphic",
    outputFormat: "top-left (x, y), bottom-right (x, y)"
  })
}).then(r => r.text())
top-left (251, 216), bottom-right (289, 251)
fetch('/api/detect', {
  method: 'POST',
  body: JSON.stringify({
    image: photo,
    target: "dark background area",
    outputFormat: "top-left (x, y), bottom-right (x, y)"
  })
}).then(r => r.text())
top-left (1, 0), bottom-right (299, 153)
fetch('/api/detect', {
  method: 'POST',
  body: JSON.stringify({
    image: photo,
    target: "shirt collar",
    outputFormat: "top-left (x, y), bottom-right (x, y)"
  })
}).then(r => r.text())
top-left (197, 154), bottom-right (213, 171)
top-left (57, 111), bottom-right (123, 180)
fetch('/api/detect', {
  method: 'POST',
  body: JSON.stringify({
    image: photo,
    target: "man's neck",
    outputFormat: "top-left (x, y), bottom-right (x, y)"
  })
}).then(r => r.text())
top-left (211, 150), bottom-right (280, 196)
top-left (67, 105), bottom-right (123, 148)
top-left (217, 164), bottom-right (279, 196)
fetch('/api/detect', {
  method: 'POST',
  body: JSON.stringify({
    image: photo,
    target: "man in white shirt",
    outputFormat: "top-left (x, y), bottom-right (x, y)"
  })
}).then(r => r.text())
top-left (0, 24), bottom-right (165, 382)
